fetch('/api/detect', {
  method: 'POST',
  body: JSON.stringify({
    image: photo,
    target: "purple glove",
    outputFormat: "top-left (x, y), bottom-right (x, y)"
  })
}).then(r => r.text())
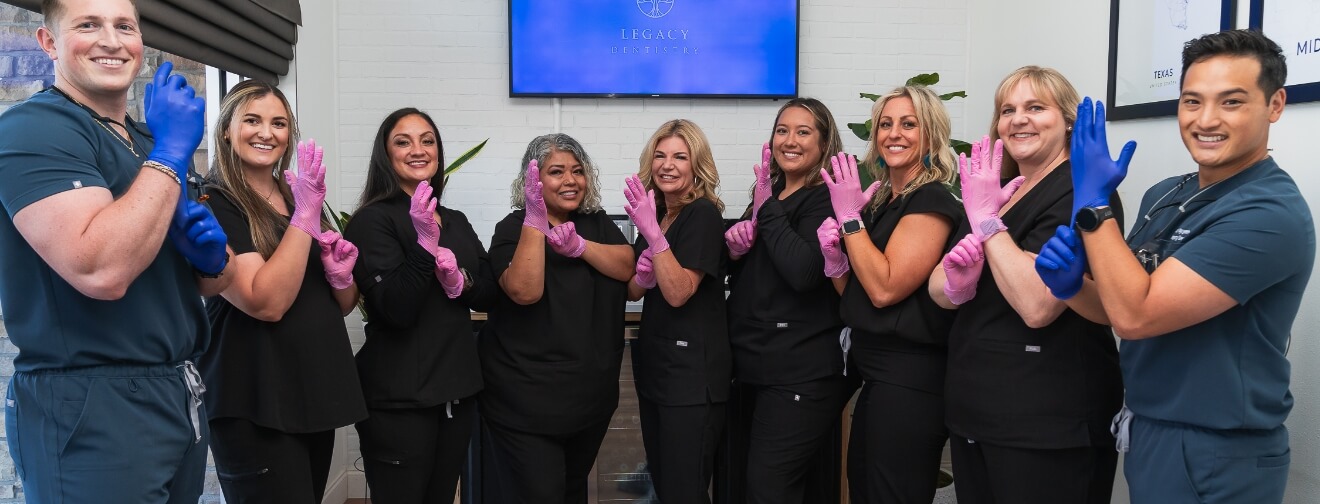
top-left (523, 160), bottom-right (550, 234)
top-left (959, 137), bottom-right (1026, 242)
top-left (409, 180), bottom-right (439, 257)
top-left (317, 230), bottom-right (357, 290)
top-left (822, 152), bottom-right (881, 224)
top-left (1071, 98), bottom-right (1137, 223)
top-left (435, 246), bottom-right (465, 299)
top-left (725, 220), bottom-right (756, 259)
top-left (942, 233), bottom-right (985, 305)
top-left (623, 175), bottom-right (670, 255)
top-left (634, 248), bottom-right (657, 289)
top-left (751, 143), bottom-right (773, 220)
top-left (547, 221), bottom-right (588, 258)
top-left (817, 217), bottom-right (850, 278)
top-left (285, 140), bottom-right (327, 237)
top-left (1035, 225), bottom-right (1087, 299)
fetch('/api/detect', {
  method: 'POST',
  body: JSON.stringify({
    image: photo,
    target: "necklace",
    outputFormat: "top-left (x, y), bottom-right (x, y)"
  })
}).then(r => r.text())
top-left (49, 86), bottom-right (139, 158)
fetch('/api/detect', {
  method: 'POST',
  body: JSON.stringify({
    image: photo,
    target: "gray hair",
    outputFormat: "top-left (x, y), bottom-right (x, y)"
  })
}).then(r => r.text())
top-left (509, 133), bottom-right (603, 213)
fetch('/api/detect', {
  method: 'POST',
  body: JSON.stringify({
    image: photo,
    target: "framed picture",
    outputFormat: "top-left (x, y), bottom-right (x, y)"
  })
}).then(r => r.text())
top-left (1107, 0), bottom-right (1236, 120)
top-left (1250, 0), bottom-right (1320, 104)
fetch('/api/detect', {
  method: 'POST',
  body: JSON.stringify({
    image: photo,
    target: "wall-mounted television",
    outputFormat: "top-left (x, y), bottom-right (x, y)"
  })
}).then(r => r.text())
top-left (509, 0), bottom-right (799, 98)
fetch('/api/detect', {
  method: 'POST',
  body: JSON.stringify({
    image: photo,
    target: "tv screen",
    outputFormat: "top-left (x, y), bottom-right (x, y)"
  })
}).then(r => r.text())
top-left (509, 0), bottom-right (799, 98)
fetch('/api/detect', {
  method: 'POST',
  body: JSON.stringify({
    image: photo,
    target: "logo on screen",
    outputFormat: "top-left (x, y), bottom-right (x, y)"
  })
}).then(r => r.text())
top-left (637, 0), bottom-right (675, 19)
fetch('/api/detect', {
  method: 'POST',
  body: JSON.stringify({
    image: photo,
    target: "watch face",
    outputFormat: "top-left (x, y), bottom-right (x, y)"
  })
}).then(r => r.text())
top-left (842, 220), bottom-right (863, 234)
top-left (1077, 206), bottom-right (1110, 231)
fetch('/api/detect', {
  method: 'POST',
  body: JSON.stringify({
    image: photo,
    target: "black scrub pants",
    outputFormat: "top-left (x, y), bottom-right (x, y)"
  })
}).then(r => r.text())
top-left (480, 416), bottom-right (611, 504)
top-left (742, 376), bottom-right (853, 504)
top-left (356, 398), bottom-right (476, 504)
top-left (209, 417), bottom-right (335, 503)
top-left (847, 380), bottom-right (947, 504)
top-left (639, 396), bottom-right (727, 504)
top-left (948, 433), bottom-right (1117, 504)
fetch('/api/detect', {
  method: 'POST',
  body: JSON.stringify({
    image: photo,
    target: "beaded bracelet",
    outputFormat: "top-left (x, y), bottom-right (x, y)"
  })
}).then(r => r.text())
top-left (142, 160), bottom-right (180, 184)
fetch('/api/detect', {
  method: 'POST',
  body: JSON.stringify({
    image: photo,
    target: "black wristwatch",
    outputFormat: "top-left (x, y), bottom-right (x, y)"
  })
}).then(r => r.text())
top-left (841, 219), bottom-right (865, 235)
top-left (196, 251), bottom-right (230, 279)
top-left (1075, 206), bottom-right (1114, 232)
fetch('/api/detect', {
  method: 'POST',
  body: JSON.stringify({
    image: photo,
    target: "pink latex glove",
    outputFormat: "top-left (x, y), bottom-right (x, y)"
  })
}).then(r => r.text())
top-left (285, 140), bottom-right (327, 237)
top-left (959, 137), bottom-right (1026, 242)
top-left (817, 217), bottom-right (850, 278)
top-left (523, 160), bottom-right (550, 234)
top-left (434, 246), bottom-right (465, 299)
top-left (623, 175), bottom-right (670, 255)
top-left (822, 152), bottom-right (881, 223)
top-left (634, 248), bottom-right (657, 289)
top-left (409, 180), bottom-right (440, 257)
top-left (942, 233), bottom-right (985, 305)
top-left (725, 220), bottom-right (756, 259)
top-left (317, 230), bottom-right (357, 290)
top-left (751, 143), bottom-right (773, 220)
top-left (547, 221), bottom-right (588, 258)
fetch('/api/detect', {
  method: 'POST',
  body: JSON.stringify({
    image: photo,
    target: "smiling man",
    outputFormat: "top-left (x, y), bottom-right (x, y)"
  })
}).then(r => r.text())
top-left (1037, 29), bottom-right (1314, 503)
top-left (0, 0), bottom-right (234, 502)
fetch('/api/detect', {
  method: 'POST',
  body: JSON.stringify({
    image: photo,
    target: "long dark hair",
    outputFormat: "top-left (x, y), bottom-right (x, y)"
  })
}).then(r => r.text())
top-left (356, 108), bottom-right (447, 211)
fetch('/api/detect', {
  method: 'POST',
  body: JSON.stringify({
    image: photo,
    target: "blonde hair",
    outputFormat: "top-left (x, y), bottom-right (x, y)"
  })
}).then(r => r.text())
top-left (864, 85), bottom-right (957, 208)
top-left (638, 119), bottom-right (724, 213)
top-left (988, 66), bottom-right (1080, 178)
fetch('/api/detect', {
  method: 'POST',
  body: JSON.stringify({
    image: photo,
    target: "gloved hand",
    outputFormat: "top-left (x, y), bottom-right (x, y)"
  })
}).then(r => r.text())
top-left (960, 136), bottom-right (1026, 242)
top-left (751, 143), bottom-right (773, 220)
top-left (434, 246), bottom-right (465, 299)
top-left (623, 175), bottom-right (670, 255)
top-left (409, 180), bottom-right (439, 257)
top-left (144, 61), bottom-right (205, 181)
top-left (285, 140), bottom-right (327, 237)
top-left (1035, 225), bottom-right (1087, 299)
top-left (1071, 97), bottom-right (1137, 223)
top-left (633, 249), bottom-right (657, 289)
top-left (942, 233), bottom-right (985, 305)
top-left (523, 160), bottom-right (550, 234)
top-left (547, 221), bottom-right (588, 258)
top-left (169, 195), bottom-right (229, 276)
top-left (317, 230), bottom-right (357, 290)
top-left (821, 152), bottom-right (880, 224)
top-left (817, 217), bottom-right (850, 278)
top-left (724, 220), bottom-right (756, 259)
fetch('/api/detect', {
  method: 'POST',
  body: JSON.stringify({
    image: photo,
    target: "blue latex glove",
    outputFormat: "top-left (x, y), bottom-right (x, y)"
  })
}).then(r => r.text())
top-left (1071, 97), bottom-right (1137, 224)
top-left (144, 61), bottom-right (206, 180)
top-left (1035, 225), bottom-right (1086, 299)
top-left (169, 195), bottom-right (229, 276)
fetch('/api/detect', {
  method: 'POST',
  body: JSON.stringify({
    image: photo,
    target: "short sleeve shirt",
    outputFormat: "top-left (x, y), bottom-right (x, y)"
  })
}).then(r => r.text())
top-left (0, 90), bottom-right (207, 371)
top-left (1121, 157), bottom-right (1314, 430)
top-left (633, 198), bottom-right (731, 406)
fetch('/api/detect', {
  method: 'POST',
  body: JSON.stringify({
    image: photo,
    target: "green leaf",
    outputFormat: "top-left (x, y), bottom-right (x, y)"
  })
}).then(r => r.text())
top-left (906, 73), bottom-right (940, 86)
top-left (950, 139), bottom-right (973, 156)
top-left (938, 91), bottom-right (967, 100)
top-left (859, 92), bottom-right (882, 102)
top-left (444, 138), bottom-right (489, 176)
top-left (847, 120), bottom-right (872, 141)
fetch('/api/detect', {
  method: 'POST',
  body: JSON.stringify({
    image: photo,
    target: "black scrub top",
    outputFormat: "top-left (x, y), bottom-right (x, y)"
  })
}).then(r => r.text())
top-left (727, 183), bottom-right (844, 385)
top-left (633, 197), bottom-right (731, 407)
top-left (839, 182), bottom-right (962, 393)
top-left (481, 209), bottom-right (630, 435)
top-left (944, 161), bottom-right (1124, 450)
top-left (344, 194), bottom-right (498, 410)
top-left (202, 189), bottom-right (368, 433)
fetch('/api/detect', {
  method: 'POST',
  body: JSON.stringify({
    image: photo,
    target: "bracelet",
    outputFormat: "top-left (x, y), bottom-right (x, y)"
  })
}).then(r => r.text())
top-left (460, 267), bottom-right (474, 293)
top-left (196, 250), bottom-right (230, 279)
top-left (143, 160), bottom-right (180, 184)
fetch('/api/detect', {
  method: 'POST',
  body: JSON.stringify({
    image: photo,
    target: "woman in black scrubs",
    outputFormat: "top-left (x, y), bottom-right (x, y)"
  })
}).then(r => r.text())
top-left (624, 119), bottom-right (729, 504)
top-left (928, 66), bottom-right (1122, 504)
top-left (480, 133), bottom-right (635, 504)
top-left (200, 80), bottom-right (367, 503)
top-left (343, 108), bottom-right (498, 503)
top-left (818, 85), bottom-right (963, 504)
top-left (722, 98), bottom-right (853, 504)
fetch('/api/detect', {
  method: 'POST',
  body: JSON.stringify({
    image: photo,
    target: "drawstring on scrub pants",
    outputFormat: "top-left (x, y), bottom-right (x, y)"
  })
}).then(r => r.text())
top-left (177, 361), bottom-right (207, 443)
top-left (1110, 404), bottom-right (1133, 453)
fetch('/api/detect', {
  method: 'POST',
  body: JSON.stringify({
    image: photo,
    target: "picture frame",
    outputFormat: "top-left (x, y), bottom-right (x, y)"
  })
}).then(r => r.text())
top-left (1249, 0), bottom-right (1320, 104)
top-left (1107, 0), bottom-right (1237, 120)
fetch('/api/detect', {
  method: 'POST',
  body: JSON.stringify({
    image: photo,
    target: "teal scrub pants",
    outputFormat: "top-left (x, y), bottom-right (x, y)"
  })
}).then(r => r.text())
top-left (1124, 415), bottom-right (1289, 504)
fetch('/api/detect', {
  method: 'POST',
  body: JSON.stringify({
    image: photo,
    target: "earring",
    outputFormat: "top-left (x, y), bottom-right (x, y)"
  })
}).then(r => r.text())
top-left (875, 157), bottom-right (887, 169)
top-left (1066, 126), bottom-right (1073, 132)
top-left (922, 154), bottom-right (932, 168)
